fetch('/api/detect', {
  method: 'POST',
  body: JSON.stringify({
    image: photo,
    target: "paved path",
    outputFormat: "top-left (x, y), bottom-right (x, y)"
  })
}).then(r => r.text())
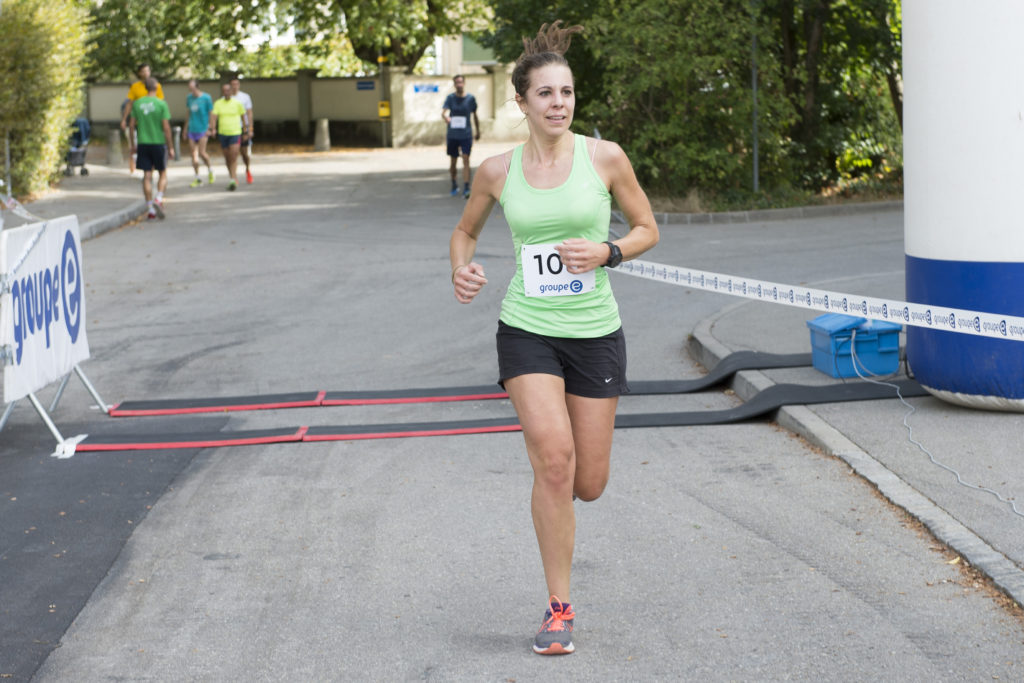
top-left (2, 147), bottom-right (1023, 681)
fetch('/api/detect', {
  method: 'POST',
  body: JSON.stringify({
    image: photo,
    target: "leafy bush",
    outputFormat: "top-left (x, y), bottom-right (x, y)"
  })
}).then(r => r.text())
top-left (581, 0), bottom-right (797, 198)
top-left (0, 0), bottom-right (89, 197)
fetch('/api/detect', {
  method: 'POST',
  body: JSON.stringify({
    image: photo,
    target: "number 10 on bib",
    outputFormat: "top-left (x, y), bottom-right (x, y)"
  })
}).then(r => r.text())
top-left (522, 243), bottom-right (596, 297)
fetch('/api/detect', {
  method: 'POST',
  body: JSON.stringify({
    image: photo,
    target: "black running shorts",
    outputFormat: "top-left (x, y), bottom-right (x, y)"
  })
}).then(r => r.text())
top-left (496, 320), bottom-right (629, 399)
top-left (135, 144), bottom-right (166, 172)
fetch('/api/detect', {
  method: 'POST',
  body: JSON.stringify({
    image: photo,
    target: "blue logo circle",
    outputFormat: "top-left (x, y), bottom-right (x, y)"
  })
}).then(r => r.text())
top-left (60, 230), bottom-right (83, 343)
top-left (570, 279), bottom-right (583, 293)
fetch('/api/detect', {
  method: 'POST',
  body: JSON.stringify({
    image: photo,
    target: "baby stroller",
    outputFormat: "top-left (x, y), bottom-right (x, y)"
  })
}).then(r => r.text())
top-left (65, 117), bottom-right (90, 176)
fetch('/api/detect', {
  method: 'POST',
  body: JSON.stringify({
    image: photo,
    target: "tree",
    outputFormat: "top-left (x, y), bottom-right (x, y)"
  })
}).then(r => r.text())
top-left (0, 0), bottom-right (89, 195)
top-left (762, 0), bottom-right (902, 187)
top-left (484, 0), bottom-right (902, 199)
top-left (586, 0), bottom-right (797, 198)
top-left (86, 0), bottom-right (275, 81)
top-left (280, 0), bottom-right (493, 73)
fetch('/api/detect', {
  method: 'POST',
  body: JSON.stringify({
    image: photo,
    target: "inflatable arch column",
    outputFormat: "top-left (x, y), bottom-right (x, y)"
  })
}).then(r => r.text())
top-left (904, 0), bottom-right (1024, 411)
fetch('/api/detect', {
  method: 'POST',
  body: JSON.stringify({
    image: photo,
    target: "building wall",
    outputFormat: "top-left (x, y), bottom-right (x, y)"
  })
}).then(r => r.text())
top-left (88, 67), bottom-right (526, 147)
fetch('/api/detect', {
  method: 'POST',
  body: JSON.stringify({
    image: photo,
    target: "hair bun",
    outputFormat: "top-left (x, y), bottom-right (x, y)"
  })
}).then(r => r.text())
top-left (521, 20), bottom-right (584, 58)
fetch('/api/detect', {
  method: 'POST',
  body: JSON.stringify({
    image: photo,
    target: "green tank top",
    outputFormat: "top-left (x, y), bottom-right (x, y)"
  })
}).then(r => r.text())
top-left (498, 134), bottom-right (621, 338)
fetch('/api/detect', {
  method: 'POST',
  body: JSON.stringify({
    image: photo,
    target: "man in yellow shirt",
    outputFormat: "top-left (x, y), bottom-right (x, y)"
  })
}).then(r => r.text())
top-left (120, 64), bottom-right (164, 130)
top-left (208, 83), bottom-right (247, 191)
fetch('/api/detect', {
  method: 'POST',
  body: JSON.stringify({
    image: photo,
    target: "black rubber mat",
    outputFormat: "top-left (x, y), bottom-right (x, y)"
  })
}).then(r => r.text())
top-left (75, 378), bottom-right (926, 450)
top-left (110, 392), bottom-right (325, 417)
top-left (75, 427), bottom-right (306, 452)
top-left (630, 351), bottom-right (812, 394)
top-left (321, 386), bottom-right (508, 405)
top-left (108, 351), bottom-right (813, 416)
top-left (616, 379), bottom-right (928, 427)
top-left (304, 418), bottom-right (521, 441)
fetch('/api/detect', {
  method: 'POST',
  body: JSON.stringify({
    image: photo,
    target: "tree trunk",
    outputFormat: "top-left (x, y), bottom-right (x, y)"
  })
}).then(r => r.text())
top-left (798, 0), bottom-right (832, 146)
top-left (886, 67), bottom-right (903, 131)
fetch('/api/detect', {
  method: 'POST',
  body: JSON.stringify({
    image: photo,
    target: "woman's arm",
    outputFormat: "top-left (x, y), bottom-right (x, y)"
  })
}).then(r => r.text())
top-left (449, 153), bottom-right (507, 303)
top-left (601, 140), bottom-right (659, 262)
top-left (557, 140), bottom-right (659, 275)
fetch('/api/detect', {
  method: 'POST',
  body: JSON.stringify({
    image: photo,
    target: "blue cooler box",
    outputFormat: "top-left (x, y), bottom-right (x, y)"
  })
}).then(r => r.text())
top-left (806, 313), bottom-right (902, 378)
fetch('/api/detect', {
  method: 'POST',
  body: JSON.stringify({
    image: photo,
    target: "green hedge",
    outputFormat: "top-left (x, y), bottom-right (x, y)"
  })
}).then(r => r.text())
top-left (0, 0), bottom-right (89, 197)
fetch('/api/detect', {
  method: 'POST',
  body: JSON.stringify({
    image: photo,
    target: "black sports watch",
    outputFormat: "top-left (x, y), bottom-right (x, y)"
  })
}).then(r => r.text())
top-left (603, 241), bottom-right (623, 268)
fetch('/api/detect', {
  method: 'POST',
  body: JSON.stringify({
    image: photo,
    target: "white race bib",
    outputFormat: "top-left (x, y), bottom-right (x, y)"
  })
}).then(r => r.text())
top-left (522, 244), bottom-right (595, 297)
top-left (450, 116), bottom-right (467, 129)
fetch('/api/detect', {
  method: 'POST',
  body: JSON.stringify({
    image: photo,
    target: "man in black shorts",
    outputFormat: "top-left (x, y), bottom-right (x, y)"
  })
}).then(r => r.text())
top-left (129, 78), bottom-right (175, 219)
top-left (442, 75), bottom-right (480, 198)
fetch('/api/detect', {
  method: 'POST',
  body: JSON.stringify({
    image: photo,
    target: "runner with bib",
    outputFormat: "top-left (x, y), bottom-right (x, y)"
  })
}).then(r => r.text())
top-left (448, 21), bottom-right (659, 656)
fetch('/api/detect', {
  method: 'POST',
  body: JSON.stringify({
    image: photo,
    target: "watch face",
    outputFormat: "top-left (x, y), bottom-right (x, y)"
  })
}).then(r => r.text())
top-left (605, 242), bottom-right (622, 268)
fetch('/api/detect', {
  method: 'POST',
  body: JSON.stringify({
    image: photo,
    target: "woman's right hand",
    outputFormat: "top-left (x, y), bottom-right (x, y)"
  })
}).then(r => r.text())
top-left (452, 262), bottom-right (487, 304)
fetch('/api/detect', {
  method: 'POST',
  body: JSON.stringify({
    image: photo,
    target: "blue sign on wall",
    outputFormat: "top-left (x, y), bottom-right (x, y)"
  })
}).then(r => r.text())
top-left (414, 84), bottom-right (440, 94)
top-left (356, 81), bottom-right (376, 91)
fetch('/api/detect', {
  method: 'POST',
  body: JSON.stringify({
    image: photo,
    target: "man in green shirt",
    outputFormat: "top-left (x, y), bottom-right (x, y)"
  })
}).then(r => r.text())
top-left (209, 83), bottom-right (247, 191)
top-left (129, 78), bottom-right (175, 219)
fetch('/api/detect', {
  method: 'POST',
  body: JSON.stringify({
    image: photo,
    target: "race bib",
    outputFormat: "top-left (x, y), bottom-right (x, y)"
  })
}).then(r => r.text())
top-left (522, 244), bottom-right (595, 297)
top-left (450, 116), bottom-right (467, 129)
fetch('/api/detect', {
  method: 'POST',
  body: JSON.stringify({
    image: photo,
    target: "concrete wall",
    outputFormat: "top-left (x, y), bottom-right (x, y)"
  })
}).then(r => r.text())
top-left (88, 67), bottom-right (525, 147)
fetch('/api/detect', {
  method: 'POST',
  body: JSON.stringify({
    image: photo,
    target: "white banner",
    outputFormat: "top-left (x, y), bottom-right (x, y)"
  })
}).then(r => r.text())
top-left (1, 215), bottom-right (90, 403)
top-left (613, 259), bottom-right (1024, 342)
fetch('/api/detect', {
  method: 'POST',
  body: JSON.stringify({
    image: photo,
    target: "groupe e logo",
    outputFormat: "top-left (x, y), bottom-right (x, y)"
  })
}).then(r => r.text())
top-left (10, 230), bottom-right (83, 364)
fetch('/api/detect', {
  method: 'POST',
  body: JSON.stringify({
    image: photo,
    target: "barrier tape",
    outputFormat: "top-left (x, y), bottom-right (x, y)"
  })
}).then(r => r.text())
top-left (612, 259), bottom-right (1024, 342)
top-left (1, 192), bottom-right (49, 289)
top-left (1, 191), bottom-right (44, 223)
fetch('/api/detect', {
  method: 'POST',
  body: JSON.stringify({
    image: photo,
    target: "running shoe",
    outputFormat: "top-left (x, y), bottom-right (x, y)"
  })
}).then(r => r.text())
top-left (190, 178), bottom-right (202, 188)
top-left (146, 211), bottom-right (157, 220)
top-left (208, 170), bottom-right (215, 184)
top-left (228, 180), bottom-right (237, 191)
top-left (450, 187), bottom-right (459, 197)
top-left (246, 170), bottom-right (253, 184)
top-left (152, 199), bottom-right (165, 219)
top-left (464, 187), bottom-right (470, 199)
top-left (533, 596), bottom-right (575, 655)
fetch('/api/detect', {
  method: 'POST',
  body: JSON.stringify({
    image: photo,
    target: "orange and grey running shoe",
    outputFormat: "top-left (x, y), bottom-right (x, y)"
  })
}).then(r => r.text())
top-left (533, 596), bottom-right (575, 655)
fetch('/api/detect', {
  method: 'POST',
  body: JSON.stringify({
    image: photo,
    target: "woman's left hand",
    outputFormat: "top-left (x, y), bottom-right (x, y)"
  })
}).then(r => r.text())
top-left (554, 238), bottom-right (608, 274)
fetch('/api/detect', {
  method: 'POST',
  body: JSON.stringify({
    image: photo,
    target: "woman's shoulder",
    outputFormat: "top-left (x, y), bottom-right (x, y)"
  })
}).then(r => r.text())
top-left (585, 136), bottom-right (632, 175)
top-left (478, 148), bottom-right (519, 180)
top-left (581, 135), bottom-right (625, 159)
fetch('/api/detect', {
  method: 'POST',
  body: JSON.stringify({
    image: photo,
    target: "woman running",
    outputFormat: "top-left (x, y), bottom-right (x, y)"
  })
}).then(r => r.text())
top-left (449, 21), bottom-right (659, 655)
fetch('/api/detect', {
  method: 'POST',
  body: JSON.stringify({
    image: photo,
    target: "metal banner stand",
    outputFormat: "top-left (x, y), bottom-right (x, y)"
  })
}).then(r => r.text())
top-left (0, 363), bottom-right (109, 447)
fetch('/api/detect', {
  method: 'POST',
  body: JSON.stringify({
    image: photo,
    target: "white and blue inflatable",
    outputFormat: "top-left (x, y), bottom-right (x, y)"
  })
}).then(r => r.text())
top-left (903, 0), bottom-right (1024, 411)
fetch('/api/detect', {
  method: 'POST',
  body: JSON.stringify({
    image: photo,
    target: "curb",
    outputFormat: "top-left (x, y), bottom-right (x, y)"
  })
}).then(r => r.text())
top-left (656, 199), bottom-right (903, 226)
top-left (79, 200), bottom-right (148, 241)
top-left (688, 304), bottom-right (1024, 609)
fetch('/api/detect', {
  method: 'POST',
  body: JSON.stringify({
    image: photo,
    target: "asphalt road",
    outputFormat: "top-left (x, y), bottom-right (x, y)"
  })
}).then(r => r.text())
top-left (2, 146), bottom-right (1023, 681)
